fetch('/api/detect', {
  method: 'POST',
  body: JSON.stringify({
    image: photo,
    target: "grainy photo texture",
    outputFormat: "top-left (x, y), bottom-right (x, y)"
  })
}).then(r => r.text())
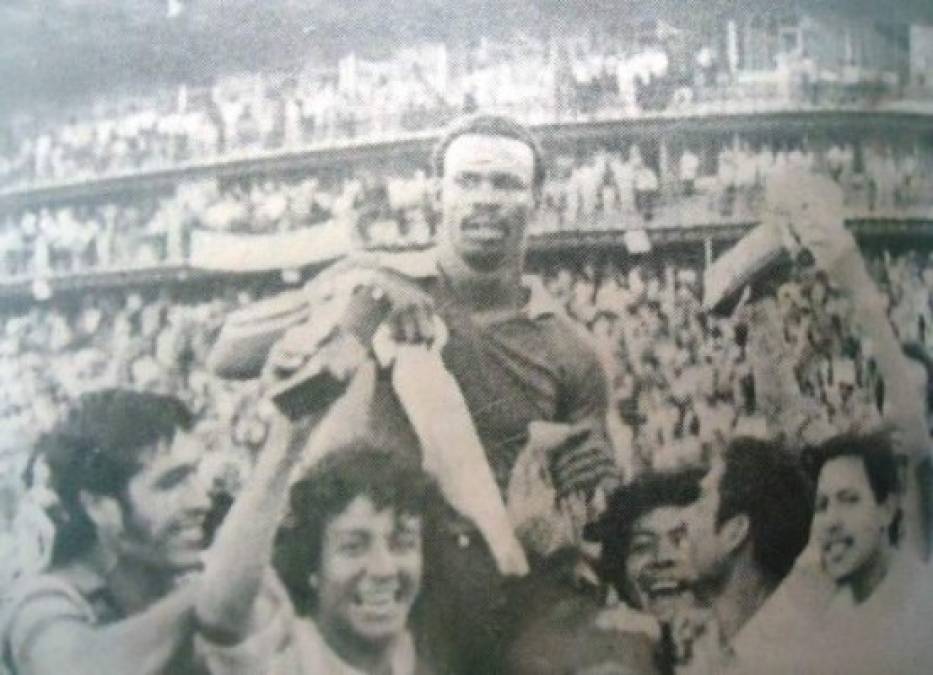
top-left (0, 2), bottom-right (931, 674)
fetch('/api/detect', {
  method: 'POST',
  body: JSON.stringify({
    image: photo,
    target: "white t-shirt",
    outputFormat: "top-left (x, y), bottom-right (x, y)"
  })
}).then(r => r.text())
top-left (803, 554), bottom-right (933, 675)
top-left (200, 588), bottom-right (418, 675)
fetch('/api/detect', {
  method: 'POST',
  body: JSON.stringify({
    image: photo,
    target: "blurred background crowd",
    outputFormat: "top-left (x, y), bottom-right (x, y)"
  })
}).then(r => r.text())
top-left (2, 6), bottom-right (932, 191)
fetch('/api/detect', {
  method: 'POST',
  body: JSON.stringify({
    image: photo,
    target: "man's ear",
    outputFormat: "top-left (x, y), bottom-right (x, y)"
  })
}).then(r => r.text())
top-left (878, 495), bottom-right (899, 535)
top-left (79, 491), bottom-right (123, 534)
top-left (720, 513), bottom-right (751, 556)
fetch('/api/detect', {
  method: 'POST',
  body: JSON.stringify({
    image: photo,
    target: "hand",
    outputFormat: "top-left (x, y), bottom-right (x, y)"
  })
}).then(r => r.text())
top-left (260, 403), bottom-right (318, 460)
top-left (356, 271), bottom-right (437, 346)
top-left (763, 169), bottom-right (857, 273)
top-left (526, 420), bottom-right (616, 500)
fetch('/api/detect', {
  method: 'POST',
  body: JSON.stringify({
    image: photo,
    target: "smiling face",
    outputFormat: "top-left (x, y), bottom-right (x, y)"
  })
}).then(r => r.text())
top-left (314, 495), bottom-right (423, 648)
top-left (813, 456), bottom-right (894, 587)
top-left (626, 506), bottom-right (695, 621)
top-left (118, 431), bottom-right (210, 573)
top-left (439, 133), bottom-right (536, 272)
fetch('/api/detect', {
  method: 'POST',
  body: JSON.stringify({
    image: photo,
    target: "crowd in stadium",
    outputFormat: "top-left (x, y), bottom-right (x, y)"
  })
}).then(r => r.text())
top-left (0, 87), bottom-right (928, 675)
top-left (0, 22), bottom-right (916, 191)
top-left (0, 4), bottom-right (930, 667)
top-left (1, 245), bottom-right (928, 517)
top-left (0, 138), bottom-right (928, 280)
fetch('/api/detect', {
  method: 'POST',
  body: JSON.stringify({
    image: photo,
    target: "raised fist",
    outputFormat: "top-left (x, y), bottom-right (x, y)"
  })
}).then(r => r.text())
top-left (763, 169), bottom-right (857, 273)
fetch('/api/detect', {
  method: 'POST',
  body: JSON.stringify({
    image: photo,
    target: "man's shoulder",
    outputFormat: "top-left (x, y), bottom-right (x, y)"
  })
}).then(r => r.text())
top-left (520, 277), bottom-right (601, 365)
top-left (314, 248), bottom-right (440, 291)
top-left (3, 571), bottom-right (96, 621)
top-left (2, 571), bottom-right (97, 668)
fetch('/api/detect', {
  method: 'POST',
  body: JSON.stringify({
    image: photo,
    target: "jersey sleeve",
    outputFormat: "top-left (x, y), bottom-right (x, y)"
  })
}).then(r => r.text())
top-left (1, 576), bottom-right (95, 674)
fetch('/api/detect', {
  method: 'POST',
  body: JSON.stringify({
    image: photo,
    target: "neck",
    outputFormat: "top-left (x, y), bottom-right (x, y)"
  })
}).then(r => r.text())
top-left (437, 247), bottom-right (523, 314)
top-left (846, 543), bottom-right (891, 604)
top-left (317, 619), bottom-right (398, 675)
top-left (104, 552), bottom-right (176, 614)
top-left (705, 555), bottom-right (776, 644)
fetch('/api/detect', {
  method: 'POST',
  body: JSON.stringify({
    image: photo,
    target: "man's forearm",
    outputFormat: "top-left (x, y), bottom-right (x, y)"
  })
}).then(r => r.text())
top-left (827, 247), bottom-right (929, 455)
top-left (196, 416), bottom-right (303, 643)
top-left (824, 247), bottom-right (931, 559)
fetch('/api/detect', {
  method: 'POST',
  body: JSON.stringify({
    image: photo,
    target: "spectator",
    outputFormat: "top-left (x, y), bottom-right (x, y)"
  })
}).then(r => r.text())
top-left (197, 437), bottom-right (438, 675)
top-left (1, 390), bottom-right (211, 675)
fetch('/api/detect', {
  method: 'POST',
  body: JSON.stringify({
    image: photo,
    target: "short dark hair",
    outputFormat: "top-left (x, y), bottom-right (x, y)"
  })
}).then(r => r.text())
top-left (586, 468), bottom-right (704, 596)
top-left (717, 437), bottom-right (814, 583)
top-left (431, 113), bottom-right (547, 191)
top-left (36, 389), bottom-right (194, 563)
top-left (804, 431), bottom-right (902, 543)
top-left (274, 447), bottom-right (438, 615)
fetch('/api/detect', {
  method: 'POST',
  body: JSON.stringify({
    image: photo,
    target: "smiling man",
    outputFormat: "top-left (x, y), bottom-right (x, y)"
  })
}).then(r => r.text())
top-left (572, 469), bottom-right (704, 674)
top-left (209, 114), bottom-right (618, 673)
top-left (797, 432), bottom-right (933, 674)
top-left (1, 389), bottom-right (211, 675)
top-left (592, 469), bottom-right (703, 626)
top-left (198, 437), bottom-right (435, 675)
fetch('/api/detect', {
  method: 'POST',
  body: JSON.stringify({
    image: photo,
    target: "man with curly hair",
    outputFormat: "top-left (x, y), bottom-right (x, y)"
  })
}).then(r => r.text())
top-left (1, 389), bottom-right (211, 675)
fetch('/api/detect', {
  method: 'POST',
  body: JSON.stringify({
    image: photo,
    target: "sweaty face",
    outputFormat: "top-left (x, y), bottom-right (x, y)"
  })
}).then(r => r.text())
top-left (440, 133), bottom-right (536, 272)
top-left (120, 432), bottom-right (210, 573)
top-left (813, 456), bottom-right (893, 586)
top-left (625, 506), bottom-right (695, 622)
top-left (315, 496), bottom-right (423, 648)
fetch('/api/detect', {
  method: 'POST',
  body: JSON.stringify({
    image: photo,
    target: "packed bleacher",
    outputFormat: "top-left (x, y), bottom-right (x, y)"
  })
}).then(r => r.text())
top-left (0, 245), bottom-right (928, 539)
top-left (2, 3), bottom-right (933, 671)
top-left (1, 136), bottom-right (930, 281)
top-left (0, 25), bottom-right (923, 192)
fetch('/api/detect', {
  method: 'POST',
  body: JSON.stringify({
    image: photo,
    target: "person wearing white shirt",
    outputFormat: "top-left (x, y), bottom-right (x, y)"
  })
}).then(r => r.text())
top-left (196, 421), bottom-right (437, 675)
top-left (795, 432), bottom-right (933, 674)
top-left (679, 148), bottom-right (699, 197)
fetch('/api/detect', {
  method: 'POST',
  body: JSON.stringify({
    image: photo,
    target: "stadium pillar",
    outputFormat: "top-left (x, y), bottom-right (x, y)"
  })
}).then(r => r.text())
top-left (658, 137), bottom-right (670, 196)
top-left (704, 237), bottom-right (713, 269)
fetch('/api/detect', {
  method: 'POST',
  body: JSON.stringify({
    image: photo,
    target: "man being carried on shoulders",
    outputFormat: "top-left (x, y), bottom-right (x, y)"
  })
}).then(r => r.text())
top-left (209, 114), bottom-right (619, 674)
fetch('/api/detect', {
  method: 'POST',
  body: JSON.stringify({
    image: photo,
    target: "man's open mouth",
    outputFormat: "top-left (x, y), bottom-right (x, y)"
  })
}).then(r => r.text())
top-left (170, 519), bottom-right (207, 545)
top-left (822, 536), bottom-right (853, 561)
top-left (641, 577), bottom-right (689, 601)
top-left (353, 585), bottom-right (408, 619)
top-left (461, 219), bottom-right (510, 243)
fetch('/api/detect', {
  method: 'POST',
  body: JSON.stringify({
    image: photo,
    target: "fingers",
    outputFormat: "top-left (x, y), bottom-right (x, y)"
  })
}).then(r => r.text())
top-left (388, 301), bottom-right (436, 344)
top-left (552, 452), bottom-right (616, 500)
top-left (549, 436), bottom-right (616, 500)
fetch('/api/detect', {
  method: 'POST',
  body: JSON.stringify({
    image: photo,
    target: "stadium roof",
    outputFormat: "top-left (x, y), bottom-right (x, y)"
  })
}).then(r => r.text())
top-left (2, 0), bottom-right (931, 118)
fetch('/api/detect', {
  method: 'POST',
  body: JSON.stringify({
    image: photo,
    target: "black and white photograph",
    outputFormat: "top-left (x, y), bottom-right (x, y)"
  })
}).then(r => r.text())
top-left (0, 1), bottom-right (931, 673)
